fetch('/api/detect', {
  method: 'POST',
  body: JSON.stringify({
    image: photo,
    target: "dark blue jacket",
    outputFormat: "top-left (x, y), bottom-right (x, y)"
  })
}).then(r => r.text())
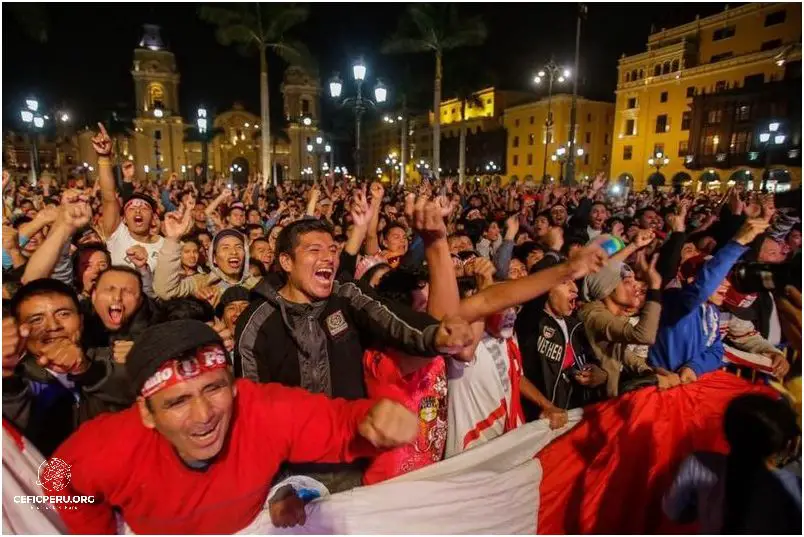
top-left (648, 240), bottom-right (748, 375)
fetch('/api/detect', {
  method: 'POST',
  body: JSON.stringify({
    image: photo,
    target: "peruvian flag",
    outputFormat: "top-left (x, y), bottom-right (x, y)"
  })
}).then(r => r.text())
top-left (3, 373), bottom-right (775, 535)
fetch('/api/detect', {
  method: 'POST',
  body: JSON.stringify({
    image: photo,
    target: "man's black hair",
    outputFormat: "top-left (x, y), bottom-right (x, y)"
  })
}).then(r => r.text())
top-left (244, 223), bottom-right (263, 235)
top-left (161, 297), bottom-right (215, 323)
top-left (382, 222), bottom-right (407, 240)
top-left (11, 215), bottom-right (32, 229)
top-left (456, 276), bottom-right (478, 299)
top-left (249, 237), bottom-right (270, 250)
top-left (513, 241), bottom-right (544, 263)
top-left (275, 218), bottom-right (334, 262)
top-left (96, 265), bottom-right (144, 292)
top-left (375, 265), bottom-right (429, 308)
top-left (10, 278), bottom-right (81, 319)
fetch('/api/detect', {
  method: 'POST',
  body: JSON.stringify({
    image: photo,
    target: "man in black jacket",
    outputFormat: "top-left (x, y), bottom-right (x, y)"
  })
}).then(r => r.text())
top-left (516, 262), bottom-right (607, 419)
top-left (235, 217), bottom-right (472, 494)
top-left (2, 279), bottom-right (133, 456)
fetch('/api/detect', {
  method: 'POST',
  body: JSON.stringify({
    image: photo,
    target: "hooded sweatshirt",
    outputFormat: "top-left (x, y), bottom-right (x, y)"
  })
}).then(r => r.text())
top-left (648, 240), bottom-right (748, 375)
top-left (153, 231), bottom-right (261, 304)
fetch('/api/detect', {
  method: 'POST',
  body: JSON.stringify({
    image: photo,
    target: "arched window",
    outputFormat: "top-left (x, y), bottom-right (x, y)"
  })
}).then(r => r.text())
top-left (631, 70), bottom-right (638, 81)
top-left (625, 72), bottom-right (631, 82)
top-left (671, 59), bottom-right (680, 72)
top-left (639, 69), bottom-right (644, 79)
top-left (654, 64), bottom-right (662, 76)
top-left (662, 62), bottom-right (671, 74)
top-left (148, 83), bottom-right (165, 109)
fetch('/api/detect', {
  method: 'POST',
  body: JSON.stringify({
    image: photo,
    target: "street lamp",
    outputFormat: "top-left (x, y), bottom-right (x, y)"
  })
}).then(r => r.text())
top-left (383, 109), bottom-right (410, 186)
top-left (196, 107), bottom-right (210, 185)
top-left (306, 134), bottom-right (334, 182)
top-left (20, 98), bottom-right (46, 184)
top-left (533, 59), bottom-right (570, 183)
top-left (647, 149), bottom-right (670, 191)
top-left (328, 57), bottom-right (389, 179)
top-left (550, 143), bottom-right (584, 184)
top-left (759, 121), bottom-right (787, 191)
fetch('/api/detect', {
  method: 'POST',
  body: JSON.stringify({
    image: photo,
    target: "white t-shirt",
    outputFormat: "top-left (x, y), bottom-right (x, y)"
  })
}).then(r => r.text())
top-left (106, 223), bottom-right (163, 272)
top-left (446, 335), bottom-right (521, 459)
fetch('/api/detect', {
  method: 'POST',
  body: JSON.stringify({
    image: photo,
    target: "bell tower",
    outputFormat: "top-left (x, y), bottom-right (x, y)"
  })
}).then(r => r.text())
top-left (131, 24), bottom-right (185, 182)
top-left (281, 65), bottom-right (320, 181)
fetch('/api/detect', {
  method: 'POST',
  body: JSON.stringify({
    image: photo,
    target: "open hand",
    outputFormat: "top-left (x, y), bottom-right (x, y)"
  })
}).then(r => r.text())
top-left (565, 242), bottom-right (607, 280)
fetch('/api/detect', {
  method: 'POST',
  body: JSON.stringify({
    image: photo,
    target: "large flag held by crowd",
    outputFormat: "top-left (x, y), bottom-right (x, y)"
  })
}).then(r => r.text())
top-left (3, 372), bottom-right (774, 534)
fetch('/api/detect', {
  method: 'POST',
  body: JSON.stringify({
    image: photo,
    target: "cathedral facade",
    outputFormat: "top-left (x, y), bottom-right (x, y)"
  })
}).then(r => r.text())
top-left (6, 24), bottom-right (321, 185)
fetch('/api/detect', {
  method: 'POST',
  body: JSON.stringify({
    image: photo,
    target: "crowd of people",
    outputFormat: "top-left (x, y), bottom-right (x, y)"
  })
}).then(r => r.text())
top-left (2, 122), bottom-right (801, 533)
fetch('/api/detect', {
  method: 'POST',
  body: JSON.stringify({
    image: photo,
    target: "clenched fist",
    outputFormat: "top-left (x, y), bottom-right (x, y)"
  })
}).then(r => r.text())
top-left (112, 340), bottom-right (134, 364)
top-left (2, 317), bottom-right (26, 377)
top-left (433, 316), bottom-right (474, 355)
top-left (36, 340), bottom-right (88, 375)
top-left (358, 399), bottom-right (417, 449)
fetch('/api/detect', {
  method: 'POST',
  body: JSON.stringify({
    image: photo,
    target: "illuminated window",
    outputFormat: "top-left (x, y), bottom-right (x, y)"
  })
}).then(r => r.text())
top-left (623, 145), bottom-right (633, 160)
top-left (148, 84), bottom-right (165, 109)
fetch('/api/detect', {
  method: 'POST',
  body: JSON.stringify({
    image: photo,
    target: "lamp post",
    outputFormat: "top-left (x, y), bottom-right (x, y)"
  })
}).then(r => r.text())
top-left (384, 152), bottom-right (401, 185)
top-left (306, 135), bottom-right (333, 182)
top-left (759, 121), bottom-right (786, 191)
top-left (647, 149), bottom-right (670, 191)
top-left (550, 143), bottom-right (584, 184)
top-left (565, 3), bottom-right (587, 186)
top-left (533, 60), bottom-right (570, 183)
top-left (328, 58), bottom-right (388, 180)
top-left (383, 114), bottom-right (408, 185)
top-left (196, 107), bottom-right (209, 186)
top-left (20, 98), bottom-right (46, 185)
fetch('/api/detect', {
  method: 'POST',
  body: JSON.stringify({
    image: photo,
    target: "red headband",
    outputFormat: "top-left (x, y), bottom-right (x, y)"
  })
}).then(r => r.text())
top-left (124, 198), bottom-right (153, 213)
top-left (141, 345), bottom-right (228, 398)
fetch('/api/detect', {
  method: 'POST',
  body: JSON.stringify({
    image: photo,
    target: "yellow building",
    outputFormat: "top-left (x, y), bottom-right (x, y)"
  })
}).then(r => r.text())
top-left (611, 3), bottom-right (802, 191)
top-left (504, 95), bottom-right (614, 183)
top-left (365, 87), bottom-right (532, 183)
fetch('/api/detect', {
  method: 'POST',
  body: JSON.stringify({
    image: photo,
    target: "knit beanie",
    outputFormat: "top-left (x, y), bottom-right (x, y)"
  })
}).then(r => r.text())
top-left (212, 229), bottom-right (246, 256)
top-left (126, 320), bottom-right (223, 395)
top-left (583, 261), bottom-right (633, 301)
top-left (215, 285), bottom-right (250, 317)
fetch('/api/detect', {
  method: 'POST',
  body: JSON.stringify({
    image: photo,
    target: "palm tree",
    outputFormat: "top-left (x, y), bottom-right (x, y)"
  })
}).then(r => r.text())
top-left (382, 4), bottom-right (487, 180)
top-left (104, 109), bottom-right (135, 184)
top-left (199, 3), bottom-right (311, 187)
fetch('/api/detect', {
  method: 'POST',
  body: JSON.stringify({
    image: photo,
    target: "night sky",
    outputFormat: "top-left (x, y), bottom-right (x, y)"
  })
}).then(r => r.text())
top-left (3, 2), bottom-right (728, 137)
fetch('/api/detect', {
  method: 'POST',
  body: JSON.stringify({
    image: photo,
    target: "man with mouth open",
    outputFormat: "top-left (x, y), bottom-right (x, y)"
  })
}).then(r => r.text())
top-left (235, 202), bottom-right (475, 493)
top-left (648, 217), bottom-right (771, 384)
top-left (91, 124), bottom-right (163, 272)
top-left (49, 319), bottom-right (419, 534)
top-left (2, 279), bottom-right (133, 456)
top-left (153, 203), bottom-right (261, 305)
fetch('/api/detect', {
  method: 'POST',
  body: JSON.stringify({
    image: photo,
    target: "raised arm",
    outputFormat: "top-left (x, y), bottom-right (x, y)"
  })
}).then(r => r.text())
top-left (22, 195), bottom-right (91, 284)
top-left (456, 242), bottom-right (607, 323)
top-left (363, 182), bottom-right (384, 256)
top-left (678, 218), bottom-right (765, 312)
top-left (415, 197), bottom-right (460, 320)
top-left (91, 123), bottom-right (121, 237)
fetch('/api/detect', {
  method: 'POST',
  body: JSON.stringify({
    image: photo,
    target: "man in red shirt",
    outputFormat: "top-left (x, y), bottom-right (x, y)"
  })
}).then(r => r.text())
top-left (50, 319), bottom-right (417, 534)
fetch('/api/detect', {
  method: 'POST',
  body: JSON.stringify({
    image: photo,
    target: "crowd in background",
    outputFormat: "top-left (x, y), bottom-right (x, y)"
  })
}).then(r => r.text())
top-left (2, 122), bottom-right (801, 534)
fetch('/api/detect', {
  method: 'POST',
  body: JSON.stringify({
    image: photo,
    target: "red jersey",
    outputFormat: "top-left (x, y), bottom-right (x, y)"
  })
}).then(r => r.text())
top-left (51, 380), bottom-right (377, 534)
top-left (362, 350), bottom-right (448, 485)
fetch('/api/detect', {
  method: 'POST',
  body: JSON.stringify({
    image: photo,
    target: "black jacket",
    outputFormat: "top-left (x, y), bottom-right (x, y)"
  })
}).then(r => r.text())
top-left (516, 301), bottom-right (604, 418)
top-left (234, 278), bottom-right (441, 489)
top-left (2, 349), bottom-right (134, 456)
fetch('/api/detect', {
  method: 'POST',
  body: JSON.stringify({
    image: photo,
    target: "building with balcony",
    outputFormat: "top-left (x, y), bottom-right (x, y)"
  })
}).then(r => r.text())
top-left (503, 95), bottom-right (614, 184)
top-left (611, 3), bottom-right (802, 191)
